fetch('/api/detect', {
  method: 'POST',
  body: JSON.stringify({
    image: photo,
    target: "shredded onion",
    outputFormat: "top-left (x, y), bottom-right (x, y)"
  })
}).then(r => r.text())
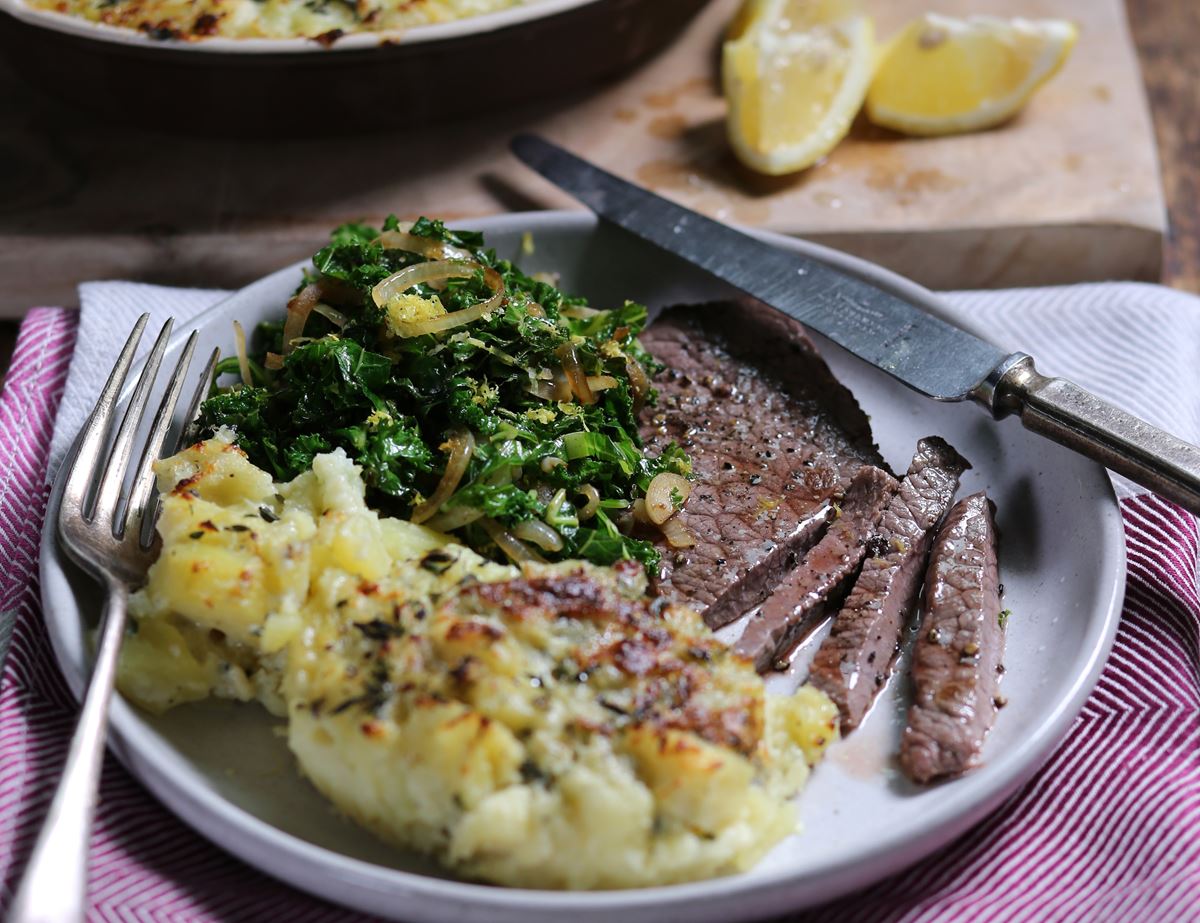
top-left (513, 519), bottom-right (564, 553)
top-left (645, 472), bottom-right (692, 525)
top-left (377, 227), bottom-right (474, 262)
top-left (556, 343), bottom-right (595, 404)
top-left (560, 306), bottom-right (603, 319)
top-left (283, 283), bottom-right (322, 356)
top-left (372, 259), bottom-right (476, 308)
top-left (463, 336), bottom-right (520, 366)
top-left (410, 429), bottom-right (475, 525)
top-left (575, 484), bottom-right (600, 521)
top-left (264, 352), bottom-right (284, 371)
top-left (373, 261), bottom-right (506, 338)
top-left (424, 505), bottom-right (484, 532)
top-left (481, 517), bottom-right (547, 564)
top-left (526, 369), bottom-right (572, 402)
top-left (660, 515), bottom-right (696, 549)
top-left (625, 357), bottom-right (652, 409)
top-left (312, 303), bottom-right (349, 329)
top-left (232, 320), bottom-right (252, 387)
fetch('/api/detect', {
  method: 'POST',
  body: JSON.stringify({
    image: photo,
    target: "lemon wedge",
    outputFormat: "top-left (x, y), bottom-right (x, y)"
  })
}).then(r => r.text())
top-left (723, 0), bottom-right (874, 175)
top-left (866, 14), bottom-right (1078, 136)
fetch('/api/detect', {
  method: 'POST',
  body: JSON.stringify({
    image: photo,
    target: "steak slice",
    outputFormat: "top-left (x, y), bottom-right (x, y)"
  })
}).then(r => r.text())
top-left (808, 437), bottom-right (969, 730)
top-left (639, 300), bottom-right (885, 628)
top-left (734, 465), bottom-right (898, 672)
top-left (901, 493), bottom-right (1005, 783)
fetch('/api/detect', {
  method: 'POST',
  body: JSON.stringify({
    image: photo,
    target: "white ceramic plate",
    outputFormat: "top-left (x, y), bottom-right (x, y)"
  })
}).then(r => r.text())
top-left (0, 0), bottom-right (597, 53)
top-left (40, 211), bottom-right (1126, 922)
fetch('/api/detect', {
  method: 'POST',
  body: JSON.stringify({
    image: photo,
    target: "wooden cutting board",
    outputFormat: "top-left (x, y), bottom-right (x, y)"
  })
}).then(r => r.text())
top-left (0, 0), bottom-right (1163, 314)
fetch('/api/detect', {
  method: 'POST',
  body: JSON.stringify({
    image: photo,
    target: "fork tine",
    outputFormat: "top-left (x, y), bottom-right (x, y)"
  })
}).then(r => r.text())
top-left (63, 315), bottom-right (150, 523)
top-left (175, 346), bottom-right (220, 453)
top-left (91, 318), bottom-right (174, 534)
top-left (123, 331), bottom-right (198, 544)
top-left (136, 345), bottom-right (218, 550)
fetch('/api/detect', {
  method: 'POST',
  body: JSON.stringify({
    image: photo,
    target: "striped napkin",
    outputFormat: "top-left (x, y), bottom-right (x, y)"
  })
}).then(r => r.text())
top-left (2, 281), bottom-right (1199, 922)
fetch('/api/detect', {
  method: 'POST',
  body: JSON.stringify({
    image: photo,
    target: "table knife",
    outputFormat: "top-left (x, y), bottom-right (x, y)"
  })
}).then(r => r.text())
top-left (512, 134), bottom-right (1200, 516)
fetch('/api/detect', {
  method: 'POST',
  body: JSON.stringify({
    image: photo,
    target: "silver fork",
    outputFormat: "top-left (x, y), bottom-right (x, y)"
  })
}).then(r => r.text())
top-left (10, 315), bottom-right (217, 923)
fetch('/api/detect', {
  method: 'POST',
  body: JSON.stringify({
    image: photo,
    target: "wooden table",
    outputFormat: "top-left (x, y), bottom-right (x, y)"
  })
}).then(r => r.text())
top-left (0, 0), bottom-right (1195, 375)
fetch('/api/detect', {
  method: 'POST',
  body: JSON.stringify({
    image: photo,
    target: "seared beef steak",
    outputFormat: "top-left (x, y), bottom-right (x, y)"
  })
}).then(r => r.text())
top-left (901, 493), bottom-right (1005, 783)
top-left (640, 301), bottom-right (885, 628)
top-left (808, 437), bottom-right (969, 730)
top-left (735, 465), bottom-right (898, 672)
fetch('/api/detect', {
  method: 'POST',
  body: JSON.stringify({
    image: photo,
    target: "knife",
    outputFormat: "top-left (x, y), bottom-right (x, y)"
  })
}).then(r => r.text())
top-left (512, 133), bottom-right (1200, 516)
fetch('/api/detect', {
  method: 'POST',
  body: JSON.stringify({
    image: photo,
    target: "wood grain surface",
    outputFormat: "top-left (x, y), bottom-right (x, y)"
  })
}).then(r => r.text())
top-left (1127, 0), bottom-right (1200, 294)
top-left (1, 0), bottom-right (1197, 381)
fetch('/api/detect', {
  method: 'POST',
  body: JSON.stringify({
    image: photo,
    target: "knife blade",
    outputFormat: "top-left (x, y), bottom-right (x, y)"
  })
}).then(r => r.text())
top-left (512, 133), bottom-right (1200, 515)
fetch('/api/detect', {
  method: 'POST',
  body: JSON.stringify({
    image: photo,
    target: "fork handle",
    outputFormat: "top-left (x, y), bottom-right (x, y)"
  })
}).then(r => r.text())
top-left (9, 579), bottom-right (129, 923)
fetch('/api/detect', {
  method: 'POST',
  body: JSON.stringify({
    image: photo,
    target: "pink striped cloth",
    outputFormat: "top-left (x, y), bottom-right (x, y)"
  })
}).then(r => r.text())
top-left (1, 295), bottom-right (1199, 922)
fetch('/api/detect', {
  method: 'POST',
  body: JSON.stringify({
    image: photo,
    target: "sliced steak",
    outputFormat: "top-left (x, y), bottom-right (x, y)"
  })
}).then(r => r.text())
top-left (640, 300), bottom-right (885, 628)
top-left (734, 465), bottom-right (898, 672)
top-left (808, 437), bottom-right (969, 730)
top-left (901, 493), bottom-right (1005, 783)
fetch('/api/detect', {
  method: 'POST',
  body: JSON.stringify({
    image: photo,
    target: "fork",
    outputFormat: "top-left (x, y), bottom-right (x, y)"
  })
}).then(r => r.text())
top-left (9, 315), bottom-right (217, 923)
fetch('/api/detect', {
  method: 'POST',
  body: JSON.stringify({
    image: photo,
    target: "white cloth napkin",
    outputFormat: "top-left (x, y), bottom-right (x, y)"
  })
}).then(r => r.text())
top-left (48, 279), bottom-right (1200, 501)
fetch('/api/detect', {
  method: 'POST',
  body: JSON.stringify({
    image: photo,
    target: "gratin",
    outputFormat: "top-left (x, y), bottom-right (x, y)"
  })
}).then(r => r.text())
top-left (120, 434), bottom-right (839, 888)
top-left (24, 0), bottom-right (540, 41)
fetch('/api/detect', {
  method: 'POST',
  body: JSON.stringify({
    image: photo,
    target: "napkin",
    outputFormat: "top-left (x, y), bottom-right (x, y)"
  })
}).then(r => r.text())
top-left (3, 280), bottom-right (1200, 922)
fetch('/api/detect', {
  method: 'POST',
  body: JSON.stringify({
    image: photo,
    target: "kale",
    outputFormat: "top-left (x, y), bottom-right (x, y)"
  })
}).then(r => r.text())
top-left (407, 216), bottom-right (484, 249)
top-left (198, 217), bottom-right (690, 570)
top-left (279, 339), bottom-right (392, 427)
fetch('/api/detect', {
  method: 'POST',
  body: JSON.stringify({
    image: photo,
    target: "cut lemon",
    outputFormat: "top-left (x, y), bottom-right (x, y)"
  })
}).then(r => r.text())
top-left (866, 14), bottom-right (1078, 136)
top-left (723, 0), bottom-right (875, 175)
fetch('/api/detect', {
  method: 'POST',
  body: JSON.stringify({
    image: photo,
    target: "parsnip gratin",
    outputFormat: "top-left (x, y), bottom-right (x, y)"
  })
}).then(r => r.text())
top-left (25, 0), bottom-right (541, 42)
top-left (122, 434), bottom-right (839, 889)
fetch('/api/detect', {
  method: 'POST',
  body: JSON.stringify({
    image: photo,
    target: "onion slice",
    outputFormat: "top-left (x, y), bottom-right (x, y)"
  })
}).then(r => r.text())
top-left (410, 429), bottom-right (475, 525)
top-left (312, 303), bottom-right (349, 329)
top-left (372, 259), bottom-right (477, 308)
top-left (526, 368), bottom-right (572, 402)
top-left (283, 283), bottom-right (323, 356)
top-left (513, 519), bottom-right (564, 553)
top-left (556, 343), bottom-right (595, 405)
top-left (575, 484), bottom-right (600, 521)
top-left (373, 261), bottom-right (506, 338)
top-left (660, 515), bottom-right (695, 549)
top-left (480, 517), bottom-right (547, 564)
top-left (644, 472), bottom-right (692, 525)
top-left (560, 306), bottom-right (603, 319)
top-left (232, 320), bottom-right (253, 388)
top-left (625, 357), bottom-right (651, 409)
top-left (377, 227), bottom-right (474, 262)
top-left (423, 505), bottom-right (484, 533)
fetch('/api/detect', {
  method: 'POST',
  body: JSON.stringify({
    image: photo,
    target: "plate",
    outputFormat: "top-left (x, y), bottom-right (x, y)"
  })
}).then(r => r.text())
top-left (39, 211), bottom-right (1126, 922)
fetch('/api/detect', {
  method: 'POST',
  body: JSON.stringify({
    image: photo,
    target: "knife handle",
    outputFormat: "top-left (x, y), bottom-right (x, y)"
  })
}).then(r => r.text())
top-left (989, 355), bottom-right (1200, 515)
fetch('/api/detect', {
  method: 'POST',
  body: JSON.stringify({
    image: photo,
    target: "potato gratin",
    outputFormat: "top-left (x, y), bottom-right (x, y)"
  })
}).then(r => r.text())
top-left (27, 0), bottom-right (540, 42)
top-left (122, 434), bottom-right (838, 889)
